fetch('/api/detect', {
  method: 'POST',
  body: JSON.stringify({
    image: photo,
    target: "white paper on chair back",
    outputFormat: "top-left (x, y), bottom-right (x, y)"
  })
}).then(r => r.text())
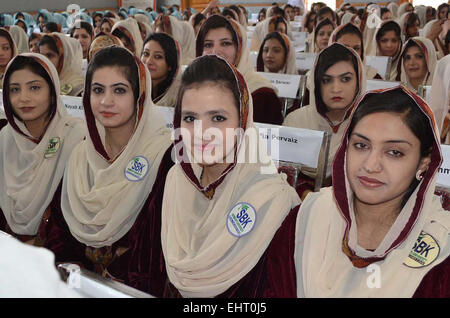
top-left (254, 122), bottom-right (324, 168)
top-left (257, 72), bottom-right (301, 99)
top-left (437, 144), bottom-right (450, 189)
top-left (62, 96), bottom-right (85, 120)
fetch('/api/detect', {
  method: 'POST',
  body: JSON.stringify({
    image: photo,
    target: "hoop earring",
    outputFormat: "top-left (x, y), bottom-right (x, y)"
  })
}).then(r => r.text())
top-left (416, 170), bottom-right (423, 181)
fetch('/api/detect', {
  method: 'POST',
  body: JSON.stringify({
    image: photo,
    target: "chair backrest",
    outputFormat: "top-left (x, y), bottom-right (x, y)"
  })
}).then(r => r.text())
top-left (436, 144), bottom-right (450, 190)
top-left (156, 105), bottom-right (175, 130)
top-left (418, 85), bottom-right (432, 103)
top-left (254, 122), bottom-right (331, 191)
top-left (250, 50), bottom-right (258, 68)
top-left (57, 263), bottom-right (154, 298)
top-left (295, 52), bottom-right (316, 73)
top-left (365, 55), bottom-right (391, 80)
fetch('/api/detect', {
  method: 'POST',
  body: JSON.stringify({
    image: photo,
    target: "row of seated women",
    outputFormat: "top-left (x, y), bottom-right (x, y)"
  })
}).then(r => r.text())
top-left (0, 4), bottom-right (449, 298)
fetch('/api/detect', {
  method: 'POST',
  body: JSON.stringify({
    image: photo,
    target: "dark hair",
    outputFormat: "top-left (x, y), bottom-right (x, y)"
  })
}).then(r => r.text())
top-left (315, 6), bottom-right (336, 24)
top-left (196, 15), bottom-right (238, 58)
top-left (271, 16), bottom-right (288, 32)
top-left (314, 44), bottom-right (359, 114)
top-left (271, 7), bottom-right (285, 17)
top-left (3, 55), bottom-right (56, 122)
top-left (29, 33), bottom-right (41, 42)
top-left (303, 11), bottom-right (316, 32)
top-left (335, 23), bottom-right (364, 58)
top-left (285, 4), bottom-right (294, 10)
top-left (111, 28), bottom-right (132, 51)
top-left (380, 7), bottom-right (390, 17)
top-left (357, 8), bottom-right (364, 19)
top-left (257, 32), bottom-right (288, 72)
top-left (438, 3), bottom-right (449, 16)
top-left (193, 13), bottom-right (206, 28)
top-left (70, 21), bottom-right (94, 38)
top-left (347, 88), bottom-right (434, 206)
top-left (0, 28), bottom-right (14, 51)
top-left (104, 11), bottom-right (116, 18)
top-left (376, 20), bottom-right (401, 43)
top-left (175, 55), bottom-right (240, 124)
top-left (38, 35), bottom-right (58, 54)
top-left (405, 13), bottom-right (419, 37)
top-left (44, 22), bottom-right (59, 33)
top-left (86, 46), bottom-right (140, 106)
top-left (445, 30), bottom-right (450, 48)
top-left (142, 33), bottom-right (179, 101)
top-left (222, 8), bottom-right (237, 20)
top-left (347, 6), bottom-right (357, 14)
top-left (402, 40), bottom-right (421, 59)
top-left (228, 5), bottom-right (241, 19)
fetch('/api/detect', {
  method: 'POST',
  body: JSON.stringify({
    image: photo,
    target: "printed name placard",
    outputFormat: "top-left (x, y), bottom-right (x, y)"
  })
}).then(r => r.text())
top-left (250, 51), bottom-right (258, 68)
top-left (437, 144), bottom-right (450, 189)
top-left (82, 59), bottom-right (88, 77)
top-left (154, 106), bottom-right (325, 168)
top-left (254, 122), bottom-right (325, 168)
top-left (365, 80), bottom-right (400, 92)
top-left (295, 52), bottom-right (316, 71)
top-left (61, 96), bottom-right (85, 119)
top-left (365, 55), bottom-right (390, 79)
top-left (257, 72), bottom-right (301, 99)
top-left (418, 85), bottom-right (432, 103)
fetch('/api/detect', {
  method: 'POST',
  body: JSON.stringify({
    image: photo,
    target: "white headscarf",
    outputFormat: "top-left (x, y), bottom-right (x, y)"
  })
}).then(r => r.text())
top-left (283, 43), bottom-right (366, 178)
top-left (161, 55), bottom-right (300, 298)
top-left (256, 31), bottom-right (297, 75)
top-left (423, 19), bottom-right (446, 59)
top-left (397, 2), bottom-right (413, 19)
top-left (387, 2), bottom-right (399, 19)
top-left (0, 53), bottom-right (86, 236)
top-left (196, 15), bottom-right (278, 94)
top-left (49, 32), bottom-right (84, 96)
top-left (155, 15), bottom-right (195, 65)
top-left (399, 37), bottom-right (437, 93)
top-left (7, 25), bottom-right (29, 54)
top-left (111, 17), bottom-right (144, 56)
top-left (61, 46), bottom-right (172, 248)
top-left (429, 54), bottom-right (450, 135)
top-left (295, 85), bottom-right (450, 297)
top-left (414, 5), bottom-right (428, 28)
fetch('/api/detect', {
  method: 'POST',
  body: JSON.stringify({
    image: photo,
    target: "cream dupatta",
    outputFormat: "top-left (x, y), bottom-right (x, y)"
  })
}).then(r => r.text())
top-left (295, 85), bottom-right (450, 297)
top-left (161, 55), bottom-right (300, 298)
top-left (398, 37), bottom-right (437, 93)
top-left (61, 46), bottom-right (172, 248)
top-left (0, 53), bottom-right (86, 235)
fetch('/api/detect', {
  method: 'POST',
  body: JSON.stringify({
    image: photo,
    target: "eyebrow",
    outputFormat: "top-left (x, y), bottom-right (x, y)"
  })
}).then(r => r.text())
top-left (10, 80), bottom-right (43, 85)
top-left (182, 109), bottom-right (230, 116)
top-left (351, 132), bottom-right (413, 146)
top-left (323, 72), bottom-right (354, 78)
top-left (204, 37), bottom-right (233, 42)
top-left (91, 82), bottom-right (130, 88)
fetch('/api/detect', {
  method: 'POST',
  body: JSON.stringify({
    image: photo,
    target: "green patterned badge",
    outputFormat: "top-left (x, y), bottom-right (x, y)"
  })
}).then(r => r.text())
top-left (44, 137), bottom-right (61, 158)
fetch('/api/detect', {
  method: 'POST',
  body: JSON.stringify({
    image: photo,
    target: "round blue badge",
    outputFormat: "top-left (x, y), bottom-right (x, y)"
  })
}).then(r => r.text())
top-left (124, 156), bottom-right (150, 182)
top-left (226, 202), bottom-right (257, 237)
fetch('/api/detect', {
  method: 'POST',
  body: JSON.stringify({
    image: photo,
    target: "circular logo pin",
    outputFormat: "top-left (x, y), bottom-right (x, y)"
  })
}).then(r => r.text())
top-left (404, 231), bottom-right (440, 268)
top-left (124, 156), bottom-right (149, 182)
top-left (226, 202), bottom-right (257, 238)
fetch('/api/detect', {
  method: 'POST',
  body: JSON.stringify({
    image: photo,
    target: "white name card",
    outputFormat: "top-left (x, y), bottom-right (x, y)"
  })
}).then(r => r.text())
top-left (156, 105), bottom-right (175, 130)
top-left (365, 55), bottom-right (390, 79)
top-left (257, 72), bottom-right (301, 99)
top-left (254, 122), bottom-right (325, 168)
top-left (290, 21), bottom-right (302, 31)
top-left (153, 105), bottom-right (324, 168)
top-left (62, 96), bottom-right (85, 119)
top-left (418, 85), bottom-right (432, 103)
top-left (437, 144), bottom-right (450, 189)
top-left (295, 52), bottom-right (316, 71)
top-left (365, 80), bottom-right (400, 92)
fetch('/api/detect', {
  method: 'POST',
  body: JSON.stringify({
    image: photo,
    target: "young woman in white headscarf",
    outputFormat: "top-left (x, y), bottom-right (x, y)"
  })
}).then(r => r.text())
top-left (295, 85), bottom-right (450, 298)
top-left (154, 15), bottom-right (196, 65)
top-left (161, 54), bottom-right (301, 298)
top-left (283, 43), bottom-right (366, 200)
top-left (0, 27), bottom-right (18, 88)
top-left (428, 55), bottom-right (450, 143)
top-left (38, 33), bottom-right (85, 96)
top-left (141, 32), bottom-right (181, 107)
top-left (196, 14), bottom-right (284, 125)
top-left (0, 53), bottom-right (85, 246)
top-left (44, 46), bottom-right (174, 296)
top-left (111, 17), bottom-right (143, 56)
top-left (374, 20), bottom-right (403, 80)
top-left (396, 37), bottom-right (437, 93)
top-left (328, 22), bottom-right (383, 80)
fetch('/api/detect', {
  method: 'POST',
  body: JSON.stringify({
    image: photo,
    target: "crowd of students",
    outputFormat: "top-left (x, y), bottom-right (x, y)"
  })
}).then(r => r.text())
top-left (0, 1), bottom-right (449, 298)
